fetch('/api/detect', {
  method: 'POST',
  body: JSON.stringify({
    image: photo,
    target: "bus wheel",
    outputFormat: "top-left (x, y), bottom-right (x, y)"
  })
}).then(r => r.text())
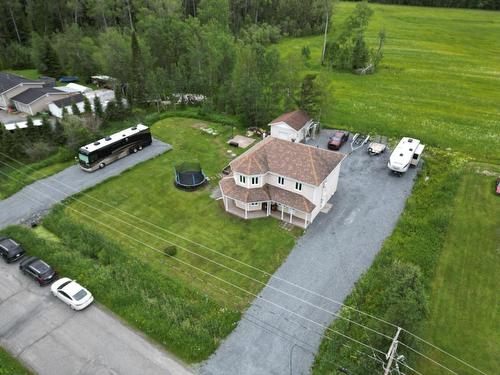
top-left (99, 163), bottom-right (105, 169)
top-left (131, 147), bottom-right (138, 153)
top-left (138, 146), bottom-right (143, 151)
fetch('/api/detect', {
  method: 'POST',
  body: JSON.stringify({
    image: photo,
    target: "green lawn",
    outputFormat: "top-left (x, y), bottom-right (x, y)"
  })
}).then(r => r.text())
top-left (1, 117), bottom-right (299, 362)
top-left (415, 164), bottom-right (500, 374)
top-left (0, 348), bottom-right (32, 375)
top-left (57, 117), bottom-right (298, 307)
top-left (6, 69), bottom-right (40, 80)
top-left (277, 2), bottom-right (500, 162)
top-left (0, 149), bottom-right (74, 200)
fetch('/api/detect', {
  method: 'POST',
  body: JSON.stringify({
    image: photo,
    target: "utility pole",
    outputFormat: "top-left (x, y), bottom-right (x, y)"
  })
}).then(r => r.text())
top-left (321, 4), bottom-right (329, 66)
top-left (383, 327), bottom-right (402, 375)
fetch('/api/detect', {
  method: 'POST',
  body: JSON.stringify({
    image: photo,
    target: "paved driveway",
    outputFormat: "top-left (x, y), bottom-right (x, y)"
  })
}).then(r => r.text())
top-left (201, 131), bottom-right (418, 374)
top-left (0, 139), bottom-right (171, 229)
top-left (0, 259), bottom-right (192, 375)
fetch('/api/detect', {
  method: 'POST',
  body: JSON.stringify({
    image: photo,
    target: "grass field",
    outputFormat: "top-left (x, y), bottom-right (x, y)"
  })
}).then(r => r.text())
top-left (415, 163), bottom-right (500, 374)
top-left (0, 117), bottom-right (299, 362)
top-left (277, 2), bottom-right (500, 162)
top-left (0, 348), bottom-right (32, 375)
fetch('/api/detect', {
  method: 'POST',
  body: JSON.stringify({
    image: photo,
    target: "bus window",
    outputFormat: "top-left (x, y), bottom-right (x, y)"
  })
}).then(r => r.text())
top-left (78, 153), bottom-right (90, 163)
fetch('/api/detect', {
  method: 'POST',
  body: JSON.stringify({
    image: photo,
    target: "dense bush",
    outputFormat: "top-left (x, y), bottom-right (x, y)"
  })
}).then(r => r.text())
top-left (0, 207), bottom-right (240, 363)
top-left (164, 245), bottom-right (178, 257)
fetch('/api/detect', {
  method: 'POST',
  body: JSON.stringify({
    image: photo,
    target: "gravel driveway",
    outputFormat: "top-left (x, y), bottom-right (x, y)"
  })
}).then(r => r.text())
top-left (201, 131), bottom-right (418, 374)
top-left (0, 258), bottom-right (192, 375)
top-left (0, 139), bottom-right (171, 229)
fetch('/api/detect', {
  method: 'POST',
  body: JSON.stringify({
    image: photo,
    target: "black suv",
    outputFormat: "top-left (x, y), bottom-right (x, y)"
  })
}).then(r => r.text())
top-left (19, 257), bottom-right (57, 285)
top-left (0, 237), bottom-right (26, 263)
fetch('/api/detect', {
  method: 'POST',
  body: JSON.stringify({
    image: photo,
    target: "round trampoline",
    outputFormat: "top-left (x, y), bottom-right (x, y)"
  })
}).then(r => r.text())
top-left (174, 162), bottom-right (207, 190)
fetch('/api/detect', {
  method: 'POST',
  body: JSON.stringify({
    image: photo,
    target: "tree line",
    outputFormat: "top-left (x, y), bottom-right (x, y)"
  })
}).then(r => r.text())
top-left (0, 0), bottom-right (332, 128)
top-left (346, 0), bottom-right (499, 10)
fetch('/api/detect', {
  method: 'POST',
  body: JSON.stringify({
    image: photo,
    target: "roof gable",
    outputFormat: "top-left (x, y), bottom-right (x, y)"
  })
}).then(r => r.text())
top-left (269, 110), bottom-right (312, 131)
top-left (10, 87), bottom-right (68, 105)
top-left (0, 72), bottom-right (41, 93)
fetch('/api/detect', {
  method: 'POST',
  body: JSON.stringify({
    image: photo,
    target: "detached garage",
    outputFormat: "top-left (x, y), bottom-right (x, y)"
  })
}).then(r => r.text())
top-left (269, 110), bottom-right (318, 143)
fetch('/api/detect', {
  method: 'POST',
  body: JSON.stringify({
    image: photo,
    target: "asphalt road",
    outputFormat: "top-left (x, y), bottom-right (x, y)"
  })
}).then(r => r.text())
top-left (0, 139), bottom-right (171, 229)
top-left (0, 259), bottom-right (192, 375)
top-left (201, 131), bottom-right (418, 375)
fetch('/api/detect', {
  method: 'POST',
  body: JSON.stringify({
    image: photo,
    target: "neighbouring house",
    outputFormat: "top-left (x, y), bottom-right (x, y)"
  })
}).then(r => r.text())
top-left (48, 93), bottom-right (86, 118)
top-left (48, 89), bottom-right (116, 118)
top-left (219, 136), bottom-right (346, 228)
top-left (10, 87), bottom-right (75, 115)
top-left (269, 110), bottom-right (319, 143)
top-left (0, 72), bottom-right (44, 111)
top-left (55, 83), bottom-right (92, 94)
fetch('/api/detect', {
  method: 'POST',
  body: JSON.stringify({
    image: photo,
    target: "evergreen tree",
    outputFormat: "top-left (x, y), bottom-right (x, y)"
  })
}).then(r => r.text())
top-left (53, 119), bottom-right (66, 146)
top-left (114, 84), bottom-right (124, 112)
top-left (0, 122), bottom-right (6, 159)
top-left (83, 96), bottom-right (92, 115)
top-left (296, 74), bottom-right (323, 118)
top-left (11, 128), bottom-right (26, 158)
top-left (71, 100), bottom-right (81, 115)
top-left (39, 38), bottom-right (62, 77)
top-left (130, 31), bottom-right (145, 105)
top-left (93, 96), bottom-right (103, 118)
top-left (39, 115), bottom-right (52, 142)
top-left (25, 116), bottom-right (37, 142)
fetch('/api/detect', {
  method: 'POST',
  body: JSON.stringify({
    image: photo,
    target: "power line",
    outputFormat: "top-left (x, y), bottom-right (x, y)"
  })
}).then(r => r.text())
top-left (0, 154), bottom-right (487, 375)
top-left (0, 168), bottom-right (388, 359)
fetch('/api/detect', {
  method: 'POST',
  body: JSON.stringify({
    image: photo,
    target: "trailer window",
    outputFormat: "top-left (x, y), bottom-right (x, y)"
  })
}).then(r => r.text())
top-left (413, 153), bottom-right (419, 159)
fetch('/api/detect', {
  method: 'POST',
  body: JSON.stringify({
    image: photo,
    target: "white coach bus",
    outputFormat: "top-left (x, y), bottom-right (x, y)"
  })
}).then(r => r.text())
top-left (387, 137), bottom-right (425, 174)
top-left (77, 124), bottom-right (152, 172)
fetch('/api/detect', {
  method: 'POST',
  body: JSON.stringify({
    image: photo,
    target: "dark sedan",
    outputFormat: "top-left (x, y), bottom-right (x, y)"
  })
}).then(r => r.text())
top-left (0, 237), bottom-right (26, 263)
top-left (328, 131), bottom-right (350, 150)
top-left (20, 256), bottom-right (57, 285)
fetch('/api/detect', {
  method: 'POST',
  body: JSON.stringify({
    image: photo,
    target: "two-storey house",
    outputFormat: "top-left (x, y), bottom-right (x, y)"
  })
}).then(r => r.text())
top-left (219, 136), bottom-right (345, 228)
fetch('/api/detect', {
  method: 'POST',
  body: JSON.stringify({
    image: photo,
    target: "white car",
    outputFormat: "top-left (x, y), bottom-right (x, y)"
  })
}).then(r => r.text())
top-left (51, 277), bottom-right (94, 310)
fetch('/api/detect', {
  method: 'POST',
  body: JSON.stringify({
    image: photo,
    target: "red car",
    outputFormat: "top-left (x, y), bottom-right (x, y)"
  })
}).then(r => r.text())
top-left (328, 131), bottom-right (349, 150)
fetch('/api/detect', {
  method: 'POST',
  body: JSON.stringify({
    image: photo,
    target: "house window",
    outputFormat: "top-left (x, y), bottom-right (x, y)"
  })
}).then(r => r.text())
top-left (251, 176), bottom-right (259, 185)
top-left (239, 175), bottom-right (246, 184)
top-left (277, 176), bottom-right (285, 185)
top-left (295, 182), bottom-right (302, 191)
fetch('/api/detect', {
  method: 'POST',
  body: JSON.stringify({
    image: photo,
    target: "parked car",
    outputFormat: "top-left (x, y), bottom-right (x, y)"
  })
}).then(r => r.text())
top-left (51, 278), bottom-right (94, 310)
top-left (328, 131), bottom-right (350, 150)
top-left (496, 177), bottom-right (500, 195)
top-left (0, 237), bottom-right (26, 263)
top-left (19, 257), bottom-right (57, 286)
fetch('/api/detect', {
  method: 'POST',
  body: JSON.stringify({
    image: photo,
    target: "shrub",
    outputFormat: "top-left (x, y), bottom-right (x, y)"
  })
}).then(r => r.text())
top-left (23, 141), bottom-right (55, 162)
top-left (164, 245), bottom-right (177, 257)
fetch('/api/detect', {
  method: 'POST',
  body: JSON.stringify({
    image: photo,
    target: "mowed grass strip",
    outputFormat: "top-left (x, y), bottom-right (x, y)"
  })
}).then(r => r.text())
top-left (277, 2), bottom-right (500, 161)
top-left (416, 164), bottom-right (500, 374)
top-left (0, 348), bottom-right (33, 375)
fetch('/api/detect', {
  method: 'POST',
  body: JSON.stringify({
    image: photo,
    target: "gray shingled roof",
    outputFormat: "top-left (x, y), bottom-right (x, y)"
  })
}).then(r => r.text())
top-left (0, 72), bottom-right (40, 93)
top-left (10, 87), bottom-right (66, 105)
top-left (51, 93), bottom-right (85, 108)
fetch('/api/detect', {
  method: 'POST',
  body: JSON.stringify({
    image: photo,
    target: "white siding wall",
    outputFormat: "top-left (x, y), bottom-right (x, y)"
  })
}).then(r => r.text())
top-left (265, 172), bottom-right (317, 203)
top-left (270, 122), bottom-right (301, 142)
top-left (0, 83), bottom-right (44, 110)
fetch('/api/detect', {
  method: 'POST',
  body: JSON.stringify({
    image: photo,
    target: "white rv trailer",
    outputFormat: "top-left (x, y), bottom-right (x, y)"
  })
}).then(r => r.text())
top-left (387, 137), bottom-right (425, 174)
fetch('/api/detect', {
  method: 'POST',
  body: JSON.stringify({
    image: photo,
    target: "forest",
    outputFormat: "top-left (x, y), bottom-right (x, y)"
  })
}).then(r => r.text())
top-left (0, 0), bottom-right (337, 128)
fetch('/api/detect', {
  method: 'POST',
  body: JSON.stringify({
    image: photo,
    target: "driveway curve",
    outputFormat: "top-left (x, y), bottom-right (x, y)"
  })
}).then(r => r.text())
top-left (201, 132), bottom-right (418, 374)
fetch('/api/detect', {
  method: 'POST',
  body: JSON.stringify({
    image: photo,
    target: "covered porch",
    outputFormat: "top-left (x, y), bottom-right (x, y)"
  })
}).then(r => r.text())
top-left (223, 196), bottom-right (310, 228)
